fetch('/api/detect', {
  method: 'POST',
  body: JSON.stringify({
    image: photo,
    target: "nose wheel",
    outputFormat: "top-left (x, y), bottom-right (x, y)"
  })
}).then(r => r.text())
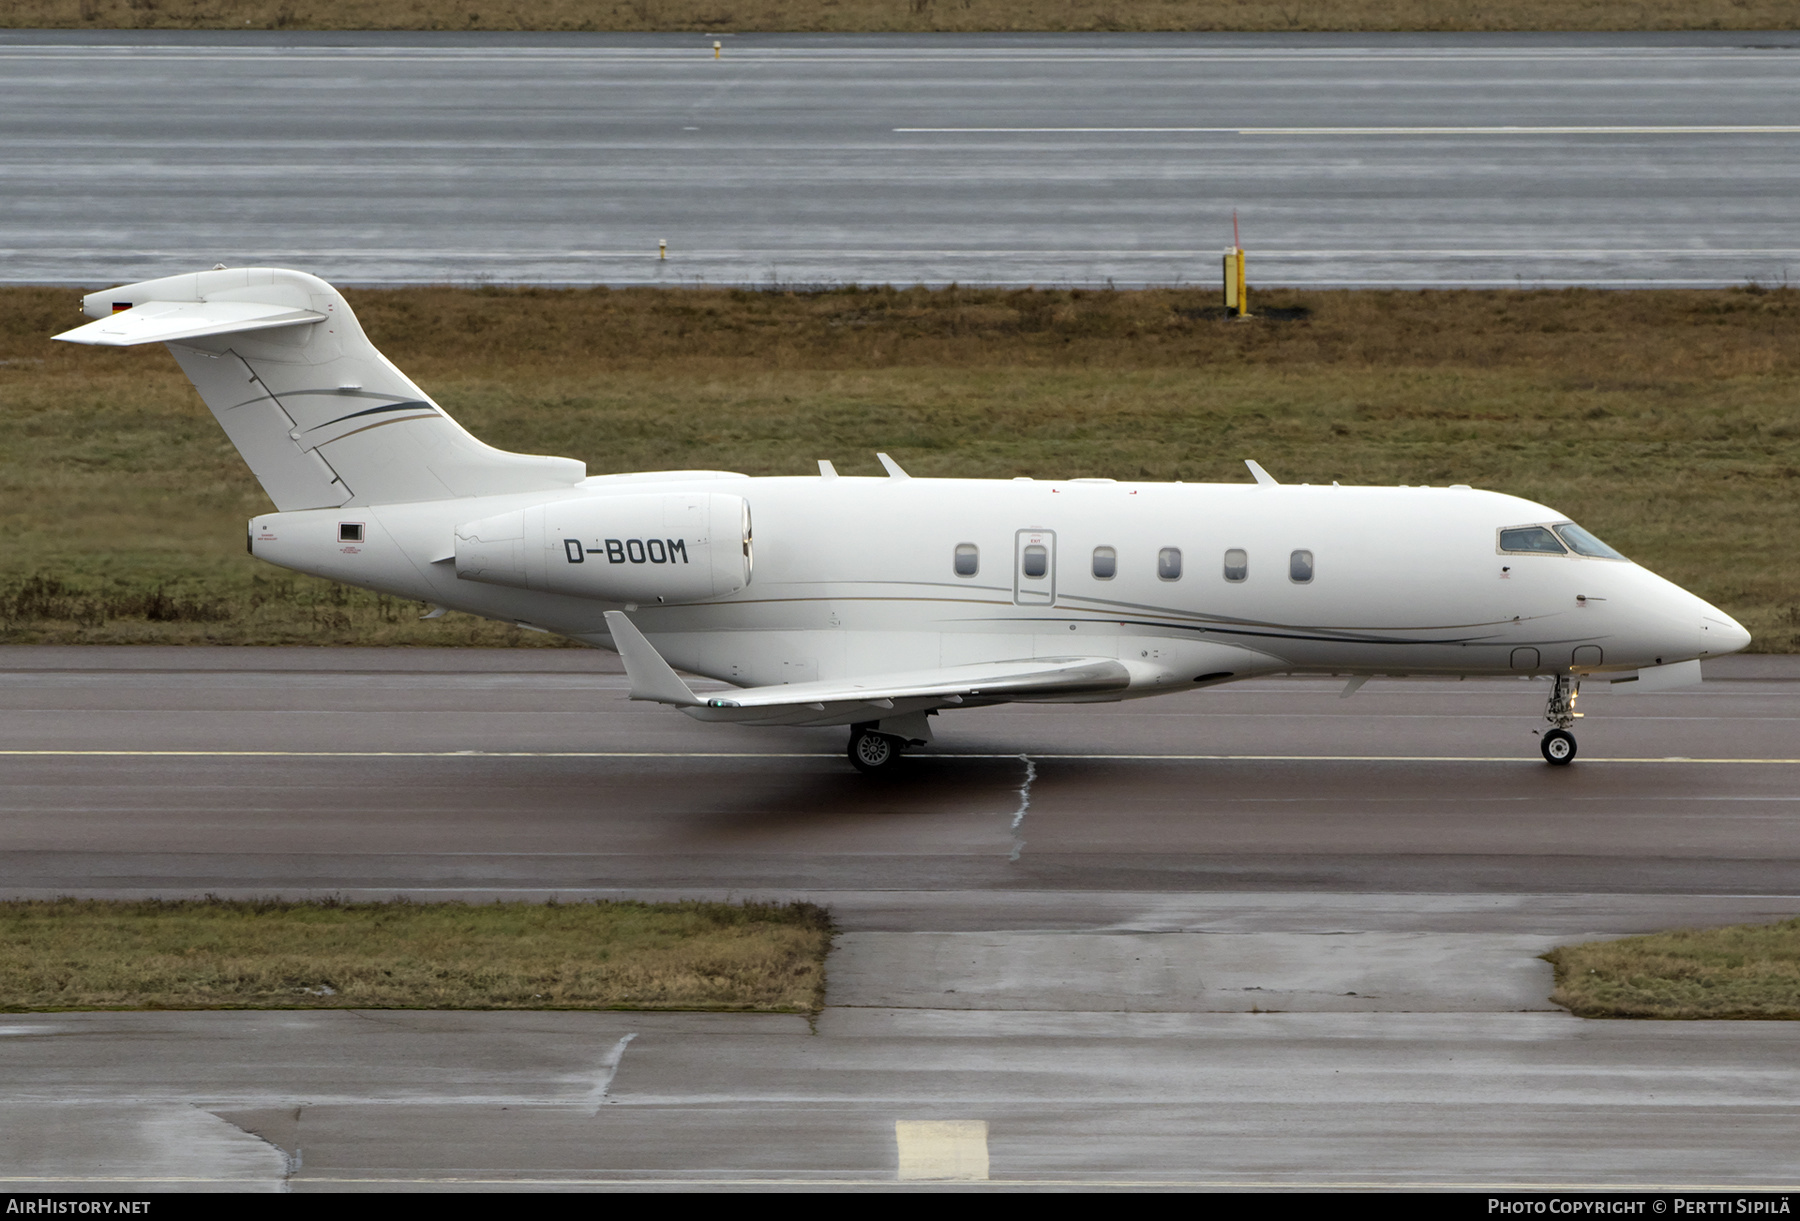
top-left (848, 725), bottom-right (905, 774)
top-left (1539, 673), bottom-right (1581, 766)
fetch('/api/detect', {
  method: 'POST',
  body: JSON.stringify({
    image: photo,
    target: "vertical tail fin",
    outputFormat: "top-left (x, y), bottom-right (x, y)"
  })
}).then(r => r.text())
top-left (55, 268), bottom-right (584, 510)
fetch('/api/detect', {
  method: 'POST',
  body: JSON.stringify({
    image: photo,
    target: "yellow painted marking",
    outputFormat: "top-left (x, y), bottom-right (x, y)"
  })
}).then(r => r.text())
top-left (895, 1119), bottom-right (989, 1182)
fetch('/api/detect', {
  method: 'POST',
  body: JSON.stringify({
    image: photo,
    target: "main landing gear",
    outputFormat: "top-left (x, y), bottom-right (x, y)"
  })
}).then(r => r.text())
top-left (848, 723), bottom-right (907, 774)
top-left (1539, 672), bottom-right (1580, 766)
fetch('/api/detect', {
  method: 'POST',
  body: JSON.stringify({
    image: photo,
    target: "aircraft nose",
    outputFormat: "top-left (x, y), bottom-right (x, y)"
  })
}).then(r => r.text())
top-left (1701, 609), bottom-right (1752, 657)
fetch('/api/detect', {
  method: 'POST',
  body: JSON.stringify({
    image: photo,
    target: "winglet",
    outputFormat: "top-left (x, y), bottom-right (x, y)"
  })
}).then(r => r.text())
top-left (1245, 459), bottom-right (1279, 486)
top-left (876, 452), bottom-right (911, 479)
top-left (604, 611), bottom-right (703, 706)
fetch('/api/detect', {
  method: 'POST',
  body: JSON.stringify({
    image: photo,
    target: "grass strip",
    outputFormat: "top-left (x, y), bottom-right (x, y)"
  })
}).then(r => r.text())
top-left (1546, 917), bottom-right (1800, 1020)
top-left (4, 283), bottom-right (1797, 649)
top-left (0, 898), bottom-right (833, 1012)
top-left (7, 1), bottom-right (1799, 33)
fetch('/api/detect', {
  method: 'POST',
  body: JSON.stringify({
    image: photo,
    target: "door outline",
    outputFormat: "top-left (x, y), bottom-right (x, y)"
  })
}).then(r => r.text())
top-left (1014, 529), bottom-right (1056, 606)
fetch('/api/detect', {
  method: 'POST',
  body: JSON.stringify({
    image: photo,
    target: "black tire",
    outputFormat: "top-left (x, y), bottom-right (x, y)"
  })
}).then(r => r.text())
top-left (1541, 729), bottom-right (1577, 766)
top-left (848, 728), bottom-right (902, 774)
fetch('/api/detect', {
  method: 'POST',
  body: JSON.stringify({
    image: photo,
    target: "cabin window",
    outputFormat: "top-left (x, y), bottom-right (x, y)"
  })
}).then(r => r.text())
top-left (1223, 548), bottom-right (1247, 582)
top-left (1290, 549), bottom-right (1314, 583)
top-left (1552, 522), bottom-right (1626, 560)
top-left (953, 543), bottom-right (979, 577)
top-left (338, 523), bottom-right (364, 543)
top-left (1498, 526), bottom-right (1567, 555)
top-left (1092, 546), bottom-right (1117, 579)
top-left (1158, 547), bottom-right (1182, 581)
top-left (1022, 544), bottom-right (1048, 578)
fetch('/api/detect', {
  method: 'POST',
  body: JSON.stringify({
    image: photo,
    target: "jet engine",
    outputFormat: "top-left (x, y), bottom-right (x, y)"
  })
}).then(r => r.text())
top-left (455, 492), bottom-right (751, 603)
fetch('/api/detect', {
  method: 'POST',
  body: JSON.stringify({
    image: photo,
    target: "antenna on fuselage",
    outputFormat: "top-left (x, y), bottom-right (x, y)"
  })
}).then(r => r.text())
top-left (876, 452), bottom-right (911, 479)
top-left (1245, 459), bottom-right (1279, 486)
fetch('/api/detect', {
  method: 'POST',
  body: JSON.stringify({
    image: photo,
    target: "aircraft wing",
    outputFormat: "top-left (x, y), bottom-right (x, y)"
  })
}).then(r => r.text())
top-left (604, 610), bottom-right (1131, 726)
top-left (55, 300), bottom-right (326, 347)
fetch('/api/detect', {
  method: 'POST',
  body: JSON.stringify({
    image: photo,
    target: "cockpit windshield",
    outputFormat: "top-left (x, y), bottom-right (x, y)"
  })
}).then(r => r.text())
top-left (1498, 525), bottom-right (1566, 555)
top-left (1552, 522), bottom-right (1626, 560)
top-left (1497, 522), bottom-right (1627, 559)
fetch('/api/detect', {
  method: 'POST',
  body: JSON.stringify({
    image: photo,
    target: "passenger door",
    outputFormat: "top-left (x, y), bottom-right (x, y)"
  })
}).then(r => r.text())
top-left (1014, 529), bottom-right (1056, 606)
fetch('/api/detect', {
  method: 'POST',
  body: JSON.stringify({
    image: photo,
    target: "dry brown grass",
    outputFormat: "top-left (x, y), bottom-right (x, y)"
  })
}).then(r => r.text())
top-left (0, 898), bottom-right (833, 1012)
top-left (6, 0), bottom-right (1796, 32)
top-left (1547, 917), bottom-right (1800, 1020)
top-left (4, 283), bottom-right (1797, 648)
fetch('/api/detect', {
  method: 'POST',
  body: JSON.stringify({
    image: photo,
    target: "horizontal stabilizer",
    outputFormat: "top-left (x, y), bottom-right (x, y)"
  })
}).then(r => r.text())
top-left (54, 300), bottom-right (325, 347)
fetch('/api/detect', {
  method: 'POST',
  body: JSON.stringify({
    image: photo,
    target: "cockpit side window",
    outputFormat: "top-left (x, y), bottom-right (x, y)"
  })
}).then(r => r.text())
top-left (1552, 522), bottom-right (1626, 560)
top-left (1498, 525), bottom-right (1568, 555)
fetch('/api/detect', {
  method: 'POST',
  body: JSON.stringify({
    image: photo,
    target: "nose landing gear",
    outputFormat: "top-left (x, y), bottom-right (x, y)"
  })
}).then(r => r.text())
top-left (1539, 673), bottom-right (1581, 765)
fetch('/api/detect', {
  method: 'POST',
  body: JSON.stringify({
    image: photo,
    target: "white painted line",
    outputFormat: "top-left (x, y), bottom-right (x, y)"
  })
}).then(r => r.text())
top-left (2, 750), bottom-right (1798, 763)
top-left (897, 125), bottom-right (1800, 135)
top-left (12, 247), bottom-right (1800, 260)
top-left (894, 1120), bottom-right (990, 1182)
top-left (1, 48), bottom-right (1790, 65)
top-left (1023, 753), bottom-right (1800, 764)
top-left (1, 279), bottom-right (1780, 291)
top-left (0, 749), bottom-right (841, 759)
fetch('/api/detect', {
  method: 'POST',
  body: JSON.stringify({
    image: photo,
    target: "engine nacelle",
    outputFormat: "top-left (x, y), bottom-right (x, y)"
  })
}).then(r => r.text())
top-left (455, 492), bottom-right (750, 603)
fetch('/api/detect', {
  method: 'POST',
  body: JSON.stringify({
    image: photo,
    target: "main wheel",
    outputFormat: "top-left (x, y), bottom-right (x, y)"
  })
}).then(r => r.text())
top-left (1541, 729), bottom-right (1577, 766)
top-left (848, 728), bottom-right (903, 774)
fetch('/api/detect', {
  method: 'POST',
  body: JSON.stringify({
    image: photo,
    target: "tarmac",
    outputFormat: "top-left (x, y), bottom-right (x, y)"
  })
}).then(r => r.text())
top-left (5, 31), bottom-right (1800, 287)
top-left (1, 647), bottom-right (1795, 1190)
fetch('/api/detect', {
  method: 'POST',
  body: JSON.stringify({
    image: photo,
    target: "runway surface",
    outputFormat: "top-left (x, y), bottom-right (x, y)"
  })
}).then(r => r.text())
top-left (4, 647), bottom-right (1799, 900)
top-left (5, 31), bottom-right (1800, 288)
top-left (1, 646), bottom-right (1796, 1189)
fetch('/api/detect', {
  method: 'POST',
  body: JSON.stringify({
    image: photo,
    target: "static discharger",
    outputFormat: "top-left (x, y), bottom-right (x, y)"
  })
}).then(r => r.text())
top-left (1223, 210), bottom-right (1249, 318)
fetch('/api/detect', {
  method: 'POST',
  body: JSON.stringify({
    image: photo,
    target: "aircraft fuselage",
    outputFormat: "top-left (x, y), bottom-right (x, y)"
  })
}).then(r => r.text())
top-left (251, 473), bottom-right (1746, 694)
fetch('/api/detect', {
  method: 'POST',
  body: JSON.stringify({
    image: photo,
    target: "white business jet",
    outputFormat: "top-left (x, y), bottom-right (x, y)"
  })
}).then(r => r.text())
top-left (58, 269), bottom-right (1751, 771)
